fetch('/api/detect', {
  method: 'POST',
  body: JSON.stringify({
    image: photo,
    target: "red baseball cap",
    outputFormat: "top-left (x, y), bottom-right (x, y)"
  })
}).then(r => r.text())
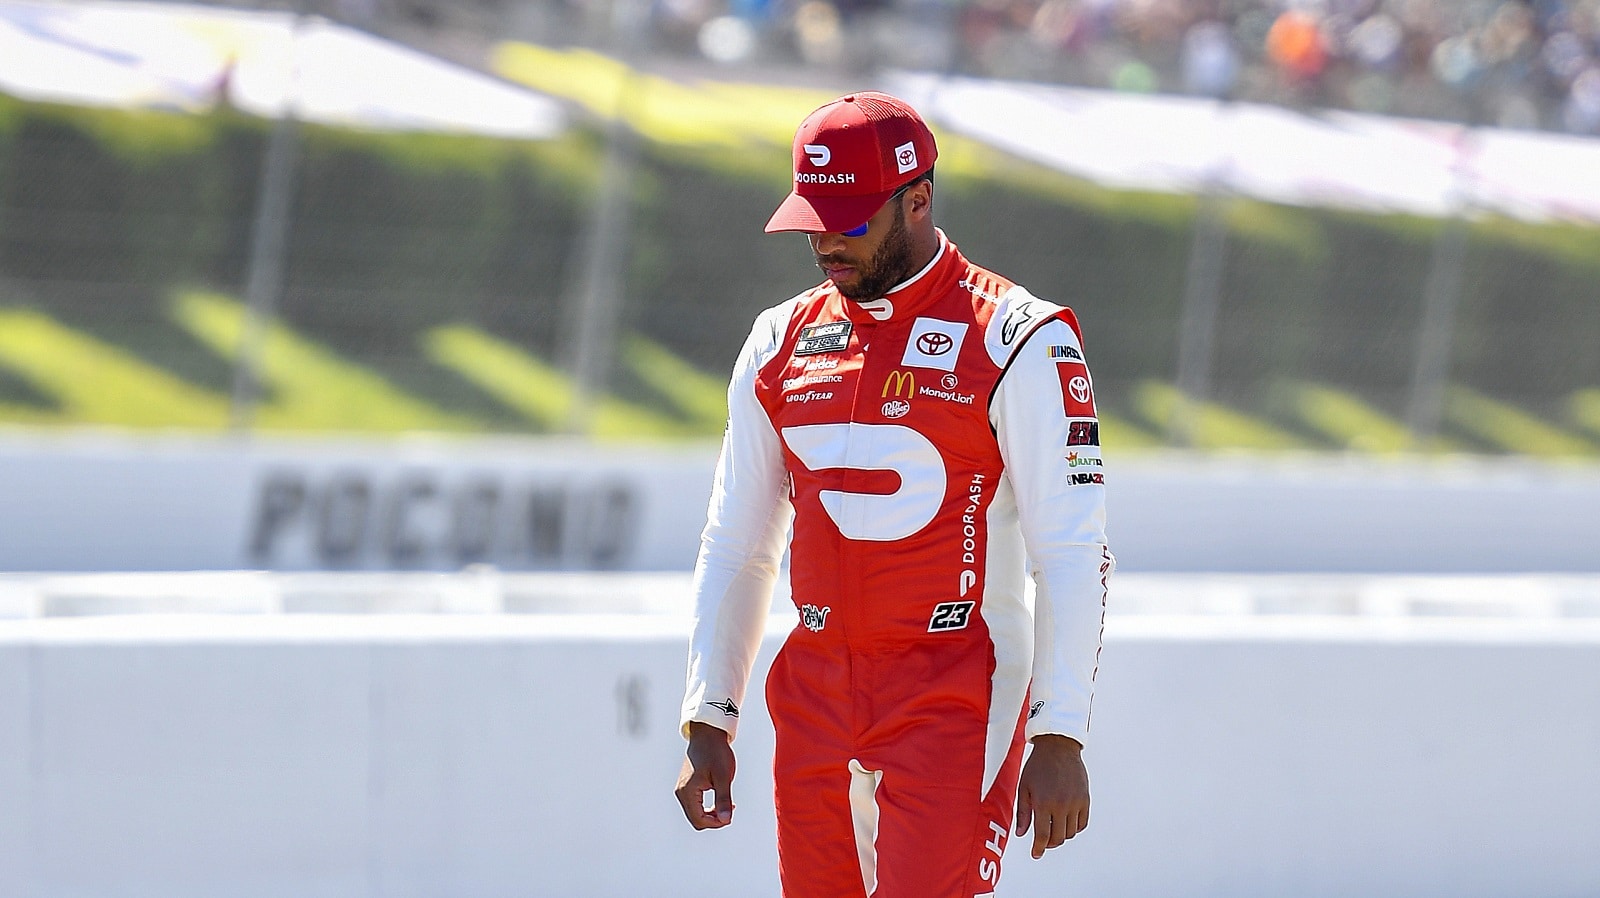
top-left (764, 92), bottom-right (938, 234)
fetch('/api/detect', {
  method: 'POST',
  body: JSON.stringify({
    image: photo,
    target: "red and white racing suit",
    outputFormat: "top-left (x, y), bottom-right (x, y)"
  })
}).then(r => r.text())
top-left (681, 231), bottom-right (1113, 897)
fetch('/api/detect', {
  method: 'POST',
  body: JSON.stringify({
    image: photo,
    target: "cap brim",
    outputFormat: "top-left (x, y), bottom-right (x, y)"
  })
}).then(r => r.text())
top-left (763, 187), bottom-right (900, 234)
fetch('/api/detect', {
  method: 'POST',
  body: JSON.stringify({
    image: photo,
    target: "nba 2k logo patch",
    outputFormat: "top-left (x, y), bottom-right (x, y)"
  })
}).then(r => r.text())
top-left (928, 600), bottom-right (975, 632)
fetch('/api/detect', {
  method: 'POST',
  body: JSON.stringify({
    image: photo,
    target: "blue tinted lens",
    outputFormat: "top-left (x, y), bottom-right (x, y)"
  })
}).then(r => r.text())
top-left (841, 221), bottom-right (869, 237)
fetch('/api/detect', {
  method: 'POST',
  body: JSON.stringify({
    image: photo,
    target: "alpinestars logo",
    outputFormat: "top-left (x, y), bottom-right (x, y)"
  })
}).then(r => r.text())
top-left (928, 600), bottom-right (975, 632)
top-left (800, 604), bottom-right (831, 632)
top-left (706, 698), bottom-right (740, 718)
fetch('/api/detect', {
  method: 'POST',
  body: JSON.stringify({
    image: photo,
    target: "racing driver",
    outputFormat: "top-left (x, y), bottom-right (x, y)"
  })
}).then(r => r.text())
top-left (674, 91), bottom-right (1115, 897)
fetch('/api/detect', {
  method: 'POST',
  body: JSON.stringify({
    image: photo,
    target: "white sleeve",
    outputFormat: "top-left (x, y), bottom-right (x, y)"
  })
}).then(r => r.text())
top-left (679, 304), bottom-right (794, 742)
top-left (991, 315), bottom-right (1114, 747)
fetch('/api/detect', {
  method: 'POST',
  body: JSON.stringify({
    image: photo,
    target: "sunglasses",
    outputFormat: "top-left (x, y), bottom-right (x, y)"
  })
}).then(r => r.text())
top-left (838, 181), bottom-right (915, 237)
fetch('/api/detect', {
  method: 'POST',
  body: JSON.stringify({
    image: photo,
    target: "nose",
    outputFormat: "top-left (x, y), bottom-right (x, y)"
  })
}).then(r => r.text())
top-left (810, 231), bottom-right (847, 255)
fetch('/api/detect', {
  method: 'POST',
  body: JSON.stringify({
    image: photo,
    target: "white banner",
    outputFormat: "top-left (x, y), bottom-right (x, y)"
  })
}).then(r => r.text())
top-left (0, 433), bottom-right (1598, 573)
top-left (0, 433), bottom-right (715, 572)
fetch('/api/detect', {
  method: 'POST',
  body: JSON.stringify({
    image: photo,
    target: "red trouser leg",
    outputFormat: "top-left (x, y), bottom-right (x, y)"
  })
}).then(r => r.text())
top-left (769, 636), bottom-right (867, 898)
top-left (769, 635), bottom-right (1028, 898)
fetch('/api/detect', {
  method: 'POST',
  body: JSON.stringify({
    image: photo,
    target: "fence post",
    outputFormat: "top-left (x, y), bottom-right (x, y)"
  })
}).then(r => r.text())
top-left (1171, 185), bottom-right (1230, 447)
top-left (1405, 129), bottom-right (1475, 449)
top-left (563, 0), bottom-right (649, 436)
top-left (231, 13), bottom-right (306, 432)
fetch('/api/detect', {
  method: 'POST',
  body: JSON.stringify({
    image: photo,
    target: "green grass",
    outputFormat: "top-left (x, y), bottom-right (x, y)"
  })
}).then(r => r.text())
top-left (1445, 386), bottom-right (1596, 457)
top-left (0, 307), bottom-right (229, 428)
top-left (172, 292), bottom-right (478, 433)
top-left (423, 324), bottom-right (695, 439)
top-left (1133, 380), bottom-right (1310, 451)
top-left (1275, 382), bottom-right (1415, 453)
top-left (1570, 388), bottom-right (1600, 441)
top-left (622, 335), bottom-right (729, 431)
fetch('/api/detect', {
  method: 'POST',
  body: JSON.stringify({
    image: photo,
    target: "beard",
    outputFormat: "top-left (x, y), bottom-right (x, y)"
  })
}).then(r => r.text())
top-left (818, 203), bottom-right (917, 301)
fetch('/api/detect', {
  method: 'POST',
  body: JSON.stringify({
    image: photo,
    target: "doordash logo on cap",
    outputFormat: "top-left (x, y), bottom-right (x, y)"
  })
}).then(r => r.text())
top-left (765, 92), bottom-right (939, 234)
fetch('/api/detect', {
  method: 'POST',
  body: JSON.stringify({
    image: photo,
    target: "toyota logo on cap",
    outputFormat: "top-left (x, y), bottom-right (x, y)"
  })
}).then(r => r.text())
top-left (917, 332), bottom-right (954, 356)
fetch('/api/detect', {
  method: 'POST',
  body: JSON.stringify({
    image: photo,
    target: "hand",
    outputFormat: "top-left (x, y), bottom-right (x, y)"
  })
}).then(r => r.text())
top-left (674, 721), bottom-right (737, 830)
top-left (1014, 734), bottom-right (1090, 858)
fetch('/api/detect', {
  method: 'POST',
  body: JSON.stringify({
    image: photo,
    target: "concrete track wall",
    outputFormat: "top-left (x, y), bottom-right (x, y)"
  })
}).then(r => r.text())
top-left (2, 614), bottom-right (1597, 897)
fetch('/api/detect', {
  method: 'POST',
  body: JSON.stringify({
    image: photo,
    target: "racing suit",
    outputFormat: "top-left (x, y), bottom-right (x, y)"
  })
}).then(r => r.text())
top-left (681, 231), bottom-right (1113, 897)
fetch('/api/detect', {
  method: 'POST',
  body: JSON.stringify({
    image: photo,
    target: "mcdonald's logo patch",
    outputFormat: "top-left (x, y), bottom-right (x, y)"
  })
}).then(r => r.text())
top-left (883, 369), bottom-right (917, 398)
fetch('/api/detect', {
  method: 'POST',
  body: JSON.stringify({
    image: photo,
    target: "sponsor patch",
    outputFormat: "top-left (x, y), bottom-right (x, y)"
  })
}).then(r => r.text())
top-left (795, 320), bottom-right (852, 356)
top-left (881, 399), bottom-right (911, 419)
top-left (1056, 361), bottom-right (1097, 416)
top-left (928, 600), bottom-right (975, 632)
top-left (1029, 700), bottom-right (1045, 720)
top-left (1048, 345), bottom-right (1083, 361)
top-left (1000, 298), bottom-right (1047, 345)
top-left (857, 297), bottom-right (893, 321)
top-left (1066, 419), bottom-right (1100, 447)
top-left (882, 369), bottom-right (918, 399)
top-left (782, 373), bottom-right (844, 390)
top-left (959, 278), bottom-right (1001, 303)
top-left (918, 385), bottom-right (976, 405)
top-left (705, 698), bottom-right (739, 717)
top-left (785, 390), bottom-right (833, 404)
top-left (1067, 472), bottom-right (1105, 487)
top-left (895, 140), bottom-right (918, 174)
top-left (1066, 450), bottom-right (1103, 468)
top-left (901, 318), bottom-right (968, 372)
top-left (796, 172), bottom-right (856, 184)
top-left (800, 604), bottom-right (831, 632)
top-left (803, 143), bottom-right (831, 167)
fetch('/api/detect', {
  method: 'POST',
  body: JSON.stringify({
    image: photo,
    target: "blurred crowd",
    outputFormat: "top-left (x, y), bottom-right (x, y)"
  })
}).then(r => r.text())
top-left (287, 0), bottom-right (1600, 132)
top-left (647, 0), bottom-right (1600, 132)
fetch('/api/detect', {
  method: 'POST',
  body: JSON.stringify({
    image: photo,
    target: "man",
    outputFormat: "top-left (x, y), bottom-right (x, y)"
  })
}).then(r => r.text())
top-left (674, 91), bottom-right (1113, 897)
